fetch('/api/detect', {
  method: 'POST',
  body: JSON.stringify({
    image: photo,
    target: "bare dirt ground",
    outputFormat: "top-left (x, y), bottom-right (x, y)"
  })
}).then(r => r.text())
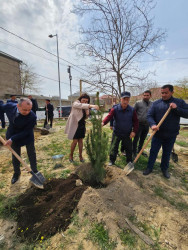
top-left (0, 121), bottom-right (187, 249)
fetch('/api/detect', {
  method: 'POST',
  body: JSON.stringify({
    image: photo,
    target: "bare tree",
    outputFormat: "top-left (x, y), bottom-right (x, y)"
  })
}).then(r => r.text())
top-left (20, 63), bottom-right (40, 95)
top-left (174, 78), bottom-right (188, 99)
top-left (73, 0), bottom-right (165, 97)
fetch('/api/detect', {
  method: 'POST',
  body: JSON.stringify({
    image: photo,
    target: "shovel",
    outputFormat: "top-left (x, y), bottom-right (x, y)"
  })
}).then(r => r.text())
top-left (0, 136), bottom-right (45, 189)
top-left (171, 147), bottom-right (178, 163)
top-left (45, 107), bottom-right (50, 130)
top-left (124, 106), bottom-right (172, 175)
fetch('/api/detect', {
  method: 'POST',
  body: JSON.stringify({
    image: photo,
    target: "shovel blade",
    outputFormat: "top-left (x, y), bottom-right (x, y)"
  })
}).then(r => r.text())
top-left (30, 171), bottom-right (45, 189)
top-left (124, 162), bottom-right (135, 176)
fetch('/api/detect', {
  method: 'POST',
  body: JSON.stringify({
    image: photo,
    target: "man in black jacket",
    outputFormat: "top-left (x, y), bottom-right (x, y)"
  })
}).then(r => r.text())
top-left (28, 95), bottom-right (38, 125)
top-left (0, 98), bottom-right (39, 184)
top-left (28, 95), bottom-right (38, 114)
top-left (44, 99), bottom-right (54, 128)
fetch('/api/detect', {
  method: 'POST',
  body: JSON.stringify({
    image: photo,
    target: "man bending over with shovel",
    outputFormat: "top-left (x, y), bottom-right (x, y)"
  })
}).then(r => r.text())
top-left (143, 84), bottom-right (188, 179)
top-left (0, 98), bottom-right (40, 184)
top-left (102, 92), bottom-right (139, 166)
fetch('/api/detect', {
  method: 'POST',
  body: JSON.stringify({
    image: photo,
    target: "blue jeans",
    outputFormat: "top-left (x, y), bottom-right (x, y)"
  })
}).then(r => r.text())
top-left (147, 135), bottom-right (176, 171)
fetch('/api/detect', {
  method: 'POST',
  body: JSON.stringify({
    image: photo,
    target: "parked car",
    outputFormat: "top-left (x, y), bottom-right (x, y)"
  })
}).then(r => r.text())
top-left (38, 107), bottom-right (45, 111)
top-left (57, 106), bottom-right (72, 117)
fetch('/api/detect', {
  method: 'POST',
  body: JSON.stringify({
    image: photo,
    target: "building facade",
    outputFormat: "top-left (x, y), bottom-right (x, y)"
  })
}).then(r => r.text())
top-left (0, 51), bottom-right (22, 99)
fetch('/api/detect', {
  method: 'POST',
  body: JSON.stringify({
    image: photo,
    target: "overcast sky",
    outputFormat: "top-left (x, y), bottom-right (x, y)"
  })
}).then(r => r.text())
top-left (0, 0), bottom-right (188, 99)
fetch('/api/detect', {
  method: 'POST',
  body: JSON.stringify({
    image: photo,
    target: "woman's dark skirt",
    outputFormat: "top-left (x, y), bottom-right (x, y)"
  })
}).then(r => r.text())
top-left (73, 123), bottom-right (86, 139)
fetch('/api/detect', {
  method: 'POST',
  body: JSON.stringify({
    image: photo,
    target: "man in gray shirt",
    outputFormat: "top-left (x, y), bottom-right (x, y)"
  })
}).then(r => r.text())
top-left (133, 90), bottom-right (152, 157)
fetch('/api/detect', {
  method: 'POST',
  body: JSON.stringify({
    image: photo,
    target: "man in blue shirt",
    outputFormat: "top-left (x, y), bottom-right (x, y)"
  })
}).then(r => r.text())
top-left (143, 85), bottom-right (188, 178)
top-left (0, 98), bottom-right (39, 184)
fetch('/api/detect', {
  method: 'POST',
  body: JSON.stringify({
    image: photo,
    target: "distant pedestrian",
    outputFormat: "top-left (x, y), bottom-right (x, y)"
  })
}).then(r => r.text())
top-left (28, 95), bottom-right (38, 114)
top-left (44, 99), bottom-right (54, 128)
top-left (133, 90), bottom-right (152, 158)
top-left (65, 93), bottom-right (99, 162)
top-left (7, 95), bottom-right (18, 104)
top-left (0, 100), bottom-right (5, 128)
top-left (143, 84), bottom-right (188, 179)
top-left (102, 91), bottom-right (139, 165)
top-left (28, 95), bottom-right (38, 125)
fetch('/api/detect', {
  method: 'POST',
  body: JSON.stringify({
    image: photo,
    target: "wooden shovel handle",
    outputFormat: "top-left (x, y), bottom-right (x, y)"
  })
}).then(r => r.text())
top-left (0, 135), bottom-right (32, 172)
top-left (133, 106), bottom-right (172, 163)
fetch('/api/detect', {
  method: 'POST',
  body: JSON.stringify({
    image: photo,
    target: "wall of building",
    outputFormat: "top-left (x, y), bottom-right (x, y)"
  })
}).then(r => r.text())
top-left (0, 55), bottom-right (22, 99)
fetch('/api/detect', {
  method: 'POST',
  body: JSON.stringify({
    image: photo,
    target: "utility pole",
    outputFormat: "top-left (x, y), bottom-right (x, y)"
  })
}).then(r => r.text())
top-left (67, 66), bottom-right (72, 106)
top-left (48, 34), bottom-right (62, 117)
top-left (112, 82), bottom-right (113, 106)
top-left (80, 79), bottom-right (82, 96)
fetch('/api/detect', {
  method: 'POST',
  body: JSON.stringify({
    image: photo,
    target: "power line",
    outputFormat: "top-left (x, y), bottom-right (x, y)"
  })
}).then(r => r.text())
top-left (0, 39), bottom-right (67, 66)
top-left (139, 57), bottom-right (188, 63)
top-left (0, 26), bottom-right (87, 74)
top-left (1, 27), bottom-right (188, 77)
top-left (0, 59), bottom-right (78, 88)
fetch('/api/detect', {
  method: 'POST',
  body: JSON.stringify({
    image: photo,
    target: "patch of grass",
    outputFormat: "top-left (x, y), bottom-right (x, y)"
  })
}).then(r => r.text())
top-left (1, 166), bottom-right (7, 174)
top-left (135, 155), bottom-right (161, 172)
top-left (128, 216), bottom-right (165, 249)
top-left (78, 242), bottom-right (84, 250)
top-left (176, 202), bottom-right (188, 210)
top-left (41, 140), bottom-right (65, 156)
top-left (54, 120), bottom-right (67, 126)
top-left (88, 223), bottom-right (117, 250)
top-left (116, 154), bottom-right (127, 169)
top-left (128, 216), bottom-right (150, 234)
top-left (181, 175), bottom-right (188, 191)
top-left (0, 181), bottom-right (6, 189)
top-left (119, 229), bottom-right (137, 249)
top-left (66, 228), bottom-right (77, 236)
top-left (175, 140), bottom-right (188, 147)
top-left (0, 196), bottom-right (18, 219)
top-left (71, 210), bottom-right (80, 226)
top-left (43, 169), bottom-right (56, 179)
top-left (60, 169), bottom-right (71, 179)
top-left (153, 187), bottom-right (188, 210)
top-left (0, 194), bottom-right (6, 204)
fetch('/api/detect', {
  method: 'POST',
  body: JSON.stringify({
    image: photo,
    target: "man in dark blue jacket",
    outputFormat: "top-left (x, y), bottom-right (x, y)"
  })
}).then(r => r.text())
top-left (0, 98), bottom-right (39, 184)
top-left (143, 84), bottom-right (188, 178)
top-left (0, 100), bottom-right (5, 128)
top-left (102, 92), bottom-right (139, 165)
top-left (6, 94), bottom-right (18, 103)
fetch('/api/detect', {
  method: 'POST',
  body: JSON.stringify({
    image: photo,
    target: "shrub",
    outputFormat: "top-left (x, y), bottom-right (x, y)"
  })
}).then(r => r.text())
top-left (85, 92), bottom-right (109, 183)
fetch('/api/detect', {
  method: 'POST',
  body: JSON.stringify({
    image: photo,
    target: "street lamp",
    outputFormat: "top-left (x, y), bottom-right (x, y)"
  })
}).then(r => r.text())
top-left (67, 66), bottom-right (72, 106)
top-left (48, 34), bottom-right (62, 117)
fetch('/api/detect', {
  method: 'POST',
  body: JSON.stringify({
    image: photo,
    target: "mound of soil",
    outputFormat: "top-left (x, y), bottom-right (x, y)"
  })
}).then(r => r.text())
top-left (15, 174), bottom-right (87, 241)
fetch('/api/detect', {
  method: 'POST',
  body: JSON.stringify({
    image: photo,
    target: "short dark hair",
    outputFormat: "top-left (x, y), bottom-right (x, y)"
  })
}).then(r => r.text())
top-left (143, 90), bottom-right (151, 95)
top-left (78, 93), bottom-right (90, 104)
top-left (161, 84), bottom-right (174, 92)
